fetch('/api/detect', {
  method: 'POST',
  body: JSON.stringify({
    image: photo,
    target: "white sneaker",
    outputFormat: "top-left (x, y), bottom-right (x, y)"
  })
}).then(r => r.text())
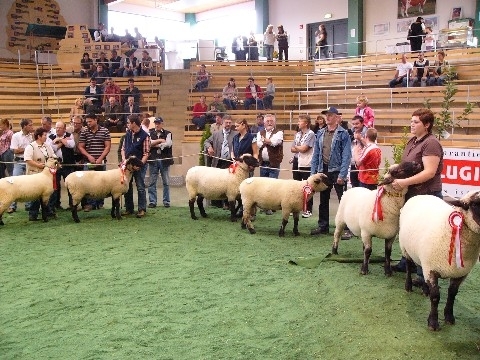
top-left (302, 211), bottom-right (312, 218)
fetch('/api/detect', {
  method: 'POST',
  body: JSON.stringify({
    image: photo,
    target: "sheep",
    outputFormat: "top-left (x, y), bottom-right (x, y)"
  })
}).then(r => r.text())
top-left (332, 161), bottom-right (423, 276)
top-left (185, 154), bottom-right (259, 222)
top-left (0, 157), bottom-right (60, 225)
top-left (239, 173), bottom-right (330, 236)
top-left (65, 156), bottom-right (144, 223)
top-left (399, 191), bottom-right (480, 331)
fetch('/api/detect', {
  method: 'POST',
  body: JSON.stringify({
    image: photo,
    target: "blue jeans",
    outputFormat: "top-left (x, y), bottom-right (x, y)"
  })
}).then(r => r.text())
top-left (84, 164), bottom-right (106, 208)
top-left (125, 163), bottom-right (147, 212)
top-left (148, 160), bottom-right (170, 205)
top-left (260, 161), bottom-right (280, 179)
top-left (244, 98), bottom-right (264, 110)
top-left (264, 44), bottom-right (274, 61)
top-left (223, 98), bottom-right (237, 110)
top-left (10, 161), bottom-right (26, 210)
top-left (0, 149), bottom-right (13, 179)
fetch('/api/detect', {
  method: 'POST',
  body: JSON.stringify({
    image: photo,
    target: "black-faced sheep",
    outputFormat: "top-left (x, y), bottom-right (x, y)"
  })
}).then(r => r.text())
top-left (0, 157), bottom-right (60, 225)
top-left (399, 191), bottom-right (480, 331)
top-left (185, 154), bottom-right (259, 222)
top-left (65, 156), bottom-right (143, 222)
top-left (332, 161), bottom-right (423, 275)
top-left (239, 173), bottom-right (330, 236)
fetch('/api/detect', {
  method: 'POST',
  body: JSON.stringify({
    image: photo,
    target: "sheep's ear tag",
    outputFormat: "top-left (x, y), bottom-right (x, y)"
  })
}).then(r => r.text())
top-left (448, 211), bottom-right (464, 268)
top-left (6, 178), bottom-right (14, 184)
top-left (245, 178), bottom-right (254, 184)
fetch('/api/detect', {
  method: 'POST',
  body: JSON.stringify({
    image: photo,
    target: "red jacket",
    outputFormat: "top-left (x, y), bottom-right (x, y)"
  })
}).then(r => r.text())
top-left (245, 84), bottom-right (263, 99)
top-left (192, 102), bottom-right (207, 117)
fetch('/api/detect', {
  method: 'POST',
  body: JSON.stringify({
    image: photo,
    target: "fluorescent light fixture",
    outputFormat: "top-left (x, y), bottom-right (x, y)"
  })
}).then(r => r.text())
top-left (324, 13), bottom-right (332, 19)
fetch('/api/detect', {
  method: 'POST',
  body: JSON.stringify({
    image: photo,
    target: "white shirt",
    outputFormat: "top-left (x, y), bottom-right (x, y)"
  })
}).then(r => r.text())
top-left (256, 128), bottom-right (284, 162)
top-left (397, 62), bottom-right (413, 77)
top-left (10, 130), bottom-right (33, 158)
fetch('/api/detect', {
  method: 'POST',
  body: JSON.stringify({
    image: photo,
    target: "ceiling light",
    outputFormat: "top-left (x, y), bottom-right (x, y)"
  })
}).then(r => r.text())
top-left (324, 13), bottom-right (332, 19)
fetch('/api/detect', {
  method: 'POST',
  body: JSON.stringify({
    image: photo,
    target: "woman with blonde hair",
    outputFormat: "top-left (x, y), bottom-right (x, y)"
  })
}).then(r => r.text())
top-left (0, 118), bottom-right (14, 179)
top-left (354, 95), bottom-right (375, 128)
top-left (70, 97), bottom-right (85, 120)
top-left (263, 24), bottom-right (275, 61)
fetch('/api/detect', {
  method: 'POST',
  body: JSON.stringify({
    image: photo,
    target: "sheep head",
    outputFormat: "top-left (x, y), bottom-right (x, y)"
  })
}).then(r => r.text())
top-left (45, 157), bottom-right (60, 169)
top-left (380, 161), bottom-right (423, 185)
top-left (446, 191), bottom-right (480, 234)
top-left (124, 156), bottom-right (144, 171)
top-left (307, 173), bottom-right (331, 192)
top-left (235, 154), bottom-right (259, 172)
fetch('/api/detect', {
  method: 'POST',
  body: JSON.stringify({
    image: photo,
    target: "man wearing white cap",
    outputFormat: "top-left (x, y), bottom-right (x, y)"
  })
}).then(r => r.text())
top-left (310, 107), bottom-right (351, 235)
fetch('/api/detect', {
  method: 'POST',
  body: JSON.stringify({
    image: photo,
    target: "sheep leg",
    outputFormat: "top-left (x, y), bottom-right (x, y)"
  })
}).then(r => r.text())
top-left (0, 214), bottom-right (4, 226)
top-left (279, 218), bottom-right (288, 237)
top-left (384, 238), bottom-right (395, 277)
top-left (71, 203), bottom-right (81, 223)
top-left (292, 212), bottom-right (300, 236)
top-left (242, 203), bottom-right (256, 234)
top-left (426, 272), bottom-right (441, 331)
top-left (189, 198), bottom-right (198, 220)
top-left (40, 200), bottom-right (49, 223)
top-left (332, 223), bottom-right (346, 255)
top-left (360, 235), bottom-right (372, 275)
top-left (113, 197), bottom-right (122, 220)
top-left (444, 275), bottom-right (466, 326)
top-left (197, 195), bottom-right (207, 218)
top-left (228, 200), bottom-right (237, 222)
top-left (405, 257), bottom-right (415, 292)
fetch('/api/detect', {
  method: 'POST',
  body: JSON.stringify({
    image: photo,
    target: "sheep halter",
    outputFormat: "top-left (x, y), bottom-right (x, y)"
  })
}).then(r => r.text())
top-left (302, 184), bottom-right (313, 212)
top-left (372, 186), bottom-right (385, 222)
top-left (448, 211), bottom-right (464, 268)
top-left (49, 168), bottom-right (57, 190)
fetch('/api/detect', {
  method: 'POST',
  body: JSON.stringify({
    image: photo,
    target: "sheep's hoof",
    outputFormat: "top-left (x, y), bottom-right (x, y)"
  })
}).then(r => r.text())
top-left (200, 212), bottom-right (207, 218)
top-left (360, 265), bottom-right (369, 275)
top-left (332, 247), bottom-right (338, 255)
top-left (0, 220), bottom-right (4, 226)
top-left (293, 231), bottom-right (300, 237)
top-left (428, 316), bottom-right (440, 331)
top-left (191, 215), bottom-right (198, 220)
top-left (73, 218), bottom-right (80, 223)
top-left (248, 228), bottom-right (256, 234)
top-left (241, 222), bottom-right (246, 229)
top-left (230, 217), bottom-right (237, 222)
top-left (278, 230), bottom-right (285, 237)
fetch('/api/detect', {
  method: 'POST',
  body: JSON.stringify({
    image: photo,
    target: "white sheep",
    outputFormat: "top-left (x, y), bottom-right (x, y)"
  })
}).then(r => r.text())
top-left (399, 191), bottom-right (480, 331)
top-left (185, 154), bottom-right (259, 222)
top-left (0, 157), bottom-right (60, 225)
top-left (239, 173), bottom-right (330, 236)
top-left (332, 161), bottom-right (423, 275)
top-left (65, 156), bottom-right (144, 223)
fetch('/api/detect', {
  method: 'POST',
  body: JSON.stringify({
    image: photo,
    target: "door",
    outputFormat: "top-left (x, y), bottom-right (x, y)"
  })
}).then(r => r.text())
top-left (307, 19), bottom-right (348, 59)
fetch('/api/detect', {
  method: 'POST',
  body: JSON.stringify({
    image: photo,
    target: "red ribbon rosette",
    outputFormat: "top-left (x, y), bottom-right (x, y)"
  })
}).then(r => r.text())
top-left (302, 184), bottom-right (314, 212)
top-left (49, 168), bottom-right (58, 190)
top-left (448, 211), bottom-right (464, 268)
top-left (228, 161), bottom-right (238, 174)
top-left (371, 186), bottom-right (384, 222)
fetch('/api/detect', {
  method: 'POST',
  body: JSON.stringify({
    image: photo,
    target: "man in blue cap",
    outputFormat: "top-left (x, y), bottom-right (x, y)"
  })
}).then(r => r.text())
top-left (310, 107), bottom-right (351, 235)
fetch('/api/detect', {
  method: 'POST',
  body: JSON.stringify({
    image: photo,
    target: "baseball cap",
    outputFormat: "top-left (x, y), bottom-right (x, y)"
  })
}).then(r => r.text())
top-left (321, 106), bottom-right (342, 115)
top-left (154, 117), bottom-right (164, 123)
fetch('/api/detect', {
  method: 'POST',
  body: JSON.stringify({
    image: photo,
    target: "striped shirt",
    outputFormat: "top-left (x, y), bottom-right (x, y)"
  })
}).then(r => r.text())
top-left (79, 126), bottom-right (111, 160)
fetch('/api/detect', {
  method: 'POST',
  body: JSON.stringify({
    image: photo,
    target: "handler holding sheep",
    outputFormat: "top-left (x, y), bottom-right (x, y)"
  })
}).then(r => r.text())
top-left (121, 114), bottom-right (150, 218)
top-left (24, 127), bottom-right (56, 221)
top-left (310, 107), bottom-right (351, 235)
top-left (391, 108), bottom-right (444, 286)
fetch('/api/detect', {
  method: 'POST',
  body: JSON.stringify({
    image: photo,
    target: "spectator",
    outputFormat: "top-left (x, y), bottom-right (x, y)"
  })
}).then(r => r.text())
top-left (123, 96), bottom-right (141, 124)
top-left (427, 50), bottom-right (450, 86)
top-left (121, 114), bottom-right (150, 218)
top-left (154, 36), bottom-right (165, 67)
top-left (250, 113), bottom-right (265, 134)
top-left (353, 128), bottom-right (381, 190)
top-left (209, 94), bottom-right (226, 113)
top-left (123, 29), bottom-right (135, 48)
top-left (95, 52), bottom-right (110, 73)
top-left (290, 114), bottom-right (315, 218)
top-left (315, 24), bottom-right (328, 59)
top-left (222, 78), bottom-right (238, 110)
top-left (263, 77), bottom-right (275, 110)
top-left (123, 50), bottom-right (140, 77)
top-left (140, 50), bottom-right (153, 76)
top-left (148, 117), bottom-right (173, 209)
top-left (191, 95), bottom-right (208, 130)
top-left (310, 107), bottom-right (351, 235)
top-left (312, 115), bottom-right (326, 134)
top-left (79, 52), bottom-right (93, 78)
top-left (349, 115), bottom-right (368, 189)
top-left (102, 77), bottom-right (121, 105)
top-left (354, 95), bottom-right (375, 128)
top-left (69, 97), bottom-right (85, 122)
top-left (247, 32), bottom-right (259, 61)
top-left (123, 77), bottom-right (141, 105)
top-left (388, 54), bottom-right (413, 88)
top-left (103, 96), bottom-right (124, 132)
top-left (263, 25), bottom-right (275, 61)
top-left (244, 77), bottom-right (264, 110)
top-left (276, 25), bottom-right (289, 61)
top-left (424, 26), bottom-right (435, 51)
top-left (409, 52), bottom-right (430, 87)
top-left (93, 23), bottom-right (107, 42)
top-left (83, 77), bottom-right (103, 105)
top-left (232, 35), bottom-right (248, 61)
top-left (193, 64), bottom-right (211, 91)
top-left (408, 17), bottom-right (425, 52)
top-left (109, 49), bottom-right (123, 77)
top-left (0, 118), bottom-right (14, 179)
top-left (210, 113), bottom-right (224, 134)
top-left (92, 64), bottom-right (109, 85)
top-left (134, 27), bottom-right (143, 48)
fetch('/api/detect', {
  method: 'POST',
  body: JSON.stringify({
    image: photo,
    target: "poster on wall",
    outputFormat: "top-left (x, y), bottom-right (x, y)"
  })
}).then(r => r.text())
top-left (398, 0), bottom-right (436, 19)
top-left (442, 147), bottom-right (480, 198)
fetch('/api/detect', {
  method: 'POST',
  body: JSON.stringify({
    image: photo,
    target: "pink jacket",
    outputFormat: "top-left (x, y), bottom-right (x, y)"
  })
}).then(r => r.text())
top-left (355, 106), bottom-right (375, 128)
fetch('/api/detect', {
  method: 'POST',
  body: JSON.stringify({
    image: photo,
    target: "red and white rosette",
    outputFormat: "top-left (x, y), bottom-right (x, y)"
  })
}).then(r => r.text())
top-left (302, 184), bottom-right (313, 212)
top-left (49, 168), bottom-right (58, 190)
top-left (119, 161), bottom-right (126, 184)
top-left (228, 161), bottom-right (238, 174)
top-left (448, 211), bottom-right (464, 268)
top-left (371, 186), bottom-right (385, 222)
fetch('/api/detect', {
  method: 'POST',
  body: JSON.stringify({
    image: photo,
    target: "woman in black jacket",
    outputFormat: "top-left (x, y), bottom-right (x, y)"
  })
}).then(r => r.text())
top-left (408, 17), bottom-right (425, 52)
